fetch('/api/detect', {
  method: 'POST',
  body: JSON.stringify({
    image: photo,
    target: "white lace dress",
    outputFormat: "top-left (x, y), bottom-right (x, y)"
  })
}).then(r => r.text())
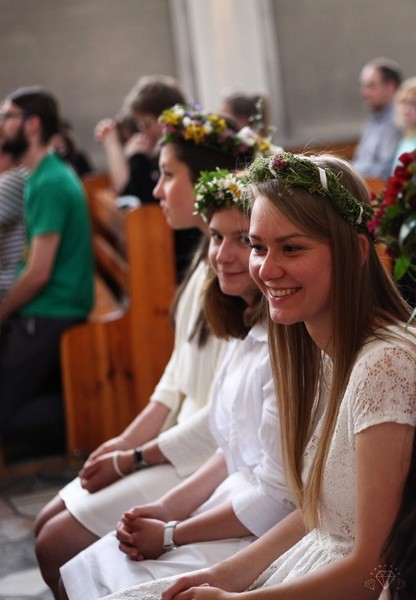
top-left (250, 327), bottom-right (416, 590)
top-left (101, 326), bottom-right (416, 600)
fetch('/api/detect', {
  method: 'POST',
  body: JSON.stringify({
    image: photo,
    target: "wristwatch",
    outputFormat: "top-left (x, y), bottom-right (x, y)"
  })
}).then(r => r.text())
top-left (133, 447), bottom-right (150, 471)
top-left (163, 520), bottom-right (180, 552)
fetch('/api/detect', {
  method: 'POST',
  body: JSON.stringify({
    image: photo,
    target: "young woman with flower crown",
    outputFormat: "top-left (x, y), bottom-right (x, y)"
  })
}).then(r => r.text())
top-left (35, 107), bottom-right (271, 599)
top-left (58, 168), bottom-right (293, 600)
top-left (103, 151), bottom-right (415, 600)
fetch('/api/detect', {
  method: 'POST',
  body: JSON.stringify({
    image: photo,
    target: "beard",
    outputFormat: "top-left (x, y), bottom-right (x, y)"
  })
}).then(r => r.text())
top-left (1, 125), bottom-right (29, 160)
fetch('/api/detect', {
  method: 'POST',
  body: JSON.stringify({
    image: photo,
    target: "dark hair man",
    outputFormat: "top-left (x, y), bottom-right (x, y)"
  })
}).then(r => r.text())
top-left (0, 86), bottom-right (94, 459)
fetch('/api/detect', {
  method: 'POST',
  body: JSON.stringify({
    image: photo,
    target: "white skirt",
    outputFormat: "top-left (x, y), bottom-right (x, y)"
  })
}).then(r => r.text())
top-left (60, 464), bottom-right (185, 537)
top-left (60, 471), bottom-right (256, 600)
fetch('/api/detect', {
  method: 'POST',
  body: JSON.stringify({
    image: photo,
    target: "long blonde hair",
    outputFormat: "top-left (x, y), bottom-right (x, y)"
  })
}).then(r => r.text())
top-left (250, 154), bottom-right (413, 528)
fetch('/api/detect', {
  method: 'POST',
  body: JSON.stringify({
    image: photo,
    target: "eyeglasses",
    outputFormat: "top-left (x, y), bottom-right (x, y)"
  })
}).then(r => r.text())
top-left (0, 111), bottom-right (25, 122)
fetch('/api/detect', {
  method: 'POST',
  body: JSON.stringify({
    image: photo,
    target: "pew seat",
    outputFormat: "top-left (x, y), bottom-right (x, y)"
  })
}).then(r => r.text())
top-left (61, 175), bottom-right (176, 461)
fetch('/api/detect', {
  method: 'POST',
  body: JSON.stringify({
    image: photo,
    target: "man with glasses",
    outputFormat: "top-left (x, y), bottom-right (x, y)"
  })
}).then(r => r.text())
top-left (352, 57), bottom-right (402, 180)
top-left (0, 86), bottom-right (94, 461)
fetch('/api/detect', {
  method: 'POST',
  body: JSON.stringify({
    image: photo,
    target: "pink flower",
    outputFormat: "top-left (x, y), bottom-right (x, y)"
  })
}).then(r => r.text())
top-left (272, 155), bottom-right (286, 170)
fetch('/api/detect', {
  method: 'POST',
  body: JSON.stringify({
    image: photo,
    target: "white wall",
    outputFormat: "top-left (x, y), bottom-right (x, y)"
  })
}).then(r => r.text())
top-left (0, 0), bottom-right (415, 165)
top-left (0, 0), bottom-right (179, 169)
top-left (170, 0), bottom-right (416, 148)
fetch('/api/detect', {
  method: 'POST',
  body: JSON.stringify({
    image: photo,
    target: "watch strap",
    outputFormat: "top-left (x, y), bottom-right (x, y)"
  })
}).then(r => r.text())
top-left (133, 447), bottom-right (150, 471)
top-left (163, 520), bottom-right (180, 551)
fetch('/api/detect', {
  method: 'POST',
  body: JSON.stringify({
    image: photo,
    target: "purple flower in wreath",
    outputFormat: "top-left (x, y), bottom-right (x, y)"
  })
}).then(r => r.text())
top-left (272, 155), bottom-right (287, 170)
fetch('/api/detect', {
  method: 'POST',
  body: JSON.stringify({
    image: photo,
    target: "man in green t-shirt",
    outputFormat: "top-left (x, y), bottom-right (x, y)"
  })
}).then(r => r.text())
top-left (0, 87), bottom-right (94, 457)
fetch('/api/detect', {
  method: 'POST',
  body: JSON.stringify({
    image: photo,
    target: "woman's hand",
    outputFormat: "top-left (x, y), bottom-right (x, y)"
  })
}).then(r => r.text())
top-left (94, 118), bottom-right (119, 144)
top-left (116, 516), bottom-right (166, 561)
top-left (115, 501), bottom-right (173, 560)
top-left (123, 132), bottom-right (149, 157)
top-left (79, 449), bottom-right (134, 493)
top-left (161, 564), bottom-right (249, 600)
top-left (121, 502), bottom-right (170, 523)
top-left (83, 436), bottom-right (129, 465)
top-left (170, 586), bottom-right (238, 600)
top-left (161, 570), bottom-right (245, 600)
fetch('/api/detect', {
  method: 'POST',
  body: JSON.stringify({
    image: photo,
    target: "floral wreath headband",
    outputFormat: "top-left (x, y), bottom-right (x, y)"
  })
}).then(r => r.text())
top-left (194, 168), bottom-right (247, 221)
top-left (246, 151), bottom-right (374, 230)
top-left (159, 104), bottom-right (273, 158)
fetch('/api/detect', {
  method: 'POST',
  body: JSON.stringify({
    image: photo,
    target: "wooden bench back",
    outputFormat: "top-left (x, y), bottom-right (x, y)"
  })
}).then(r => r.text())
top-left (61, 176), bottom-right (176, 458)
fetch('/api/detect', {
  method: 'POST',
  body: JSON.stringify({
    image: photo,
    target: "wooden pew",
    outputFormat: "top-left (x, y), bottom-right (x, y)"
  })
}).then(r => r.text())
top-left (365, 177), bottom-right (386, 196)
top-left (61, 176), bottom-right (176, 460)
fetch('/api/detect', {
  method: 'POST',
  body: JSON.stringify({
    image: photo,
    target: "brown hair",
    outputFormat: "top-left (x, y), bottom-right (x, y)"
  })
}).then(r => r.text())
top-left (125, 75), bottom-right (186, 117)
top-left (249, 154), bottom-right (413, 528)
top-left (202, 264), bottom-right (264, 340)
top-left (222, 91), bottom-right (271, 137)
top-left (167, 125), bottom-right (248, 347)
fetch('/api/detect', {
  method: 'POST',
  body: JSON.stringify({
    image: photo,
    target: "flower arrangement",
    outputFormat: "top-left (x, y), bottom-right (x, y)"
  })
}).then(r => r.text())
top-left (194, 168), bottom-right (247, 221)
top-left (159, 104), bottom-right (273, 158)
top-left (368, 150), bottom-right (416, 282)
top-left (246, 151), bottom-right (374, 230)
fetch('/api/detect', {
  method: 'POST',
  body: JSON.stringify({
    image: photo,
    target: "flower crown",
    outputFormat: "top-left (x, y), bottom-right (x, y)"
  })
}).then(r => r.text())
top-left (368, 150), bottom-right (416, 281)
top-left (245, 151), bottom-right (374, 230)
top-left (194, 169), bottom-right (247, 221)
top-left (159, 104), bottom-right (272, 158)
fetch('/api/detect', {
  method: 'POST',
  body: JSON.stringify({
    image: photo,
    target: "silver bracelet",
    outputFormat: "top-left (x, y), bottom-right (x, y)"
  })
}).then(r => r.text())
top-left (112, 451), bottom-right (127, 478)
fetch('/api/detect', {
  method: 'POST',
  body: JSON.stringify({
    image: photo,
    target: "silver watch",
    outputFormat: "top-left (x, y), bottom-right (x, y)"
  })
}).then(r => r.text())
top-left (163, 520), bottom-right (180, 551)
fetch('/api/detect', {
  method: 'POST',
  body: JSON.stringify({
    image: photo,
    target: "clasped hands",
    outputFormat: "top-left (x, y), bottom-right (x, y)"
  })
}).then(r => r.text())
top-left (114, 503), bottom-right (250, 600)
top-left (79, 436), bottom-right (133, 492)
top-left (116, 502), bottom-right (171, 561)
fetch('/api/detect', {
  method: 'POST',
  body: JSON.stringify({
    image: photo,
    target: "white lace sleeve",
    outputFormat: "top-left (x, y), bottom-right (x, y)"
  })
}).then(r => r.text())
top-left (351, 338), bottom-right (416, 435)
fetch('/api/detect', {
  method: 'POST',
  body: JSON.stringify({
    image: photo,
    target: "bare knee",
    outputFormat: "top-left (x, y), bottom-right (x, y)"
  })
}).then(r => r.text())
top-left (34, 494), bottom-right (66, 537)
top-left (36, 515), bottom-right (66, 585)
top-left (36, 510), bottom-right (98, 587)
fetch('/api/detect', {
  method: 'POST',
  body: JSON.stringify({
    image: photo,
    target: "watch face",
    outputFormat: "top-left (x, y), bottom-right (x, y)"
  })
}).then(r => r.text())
top-left (163, 521), bottom-right (179, 551)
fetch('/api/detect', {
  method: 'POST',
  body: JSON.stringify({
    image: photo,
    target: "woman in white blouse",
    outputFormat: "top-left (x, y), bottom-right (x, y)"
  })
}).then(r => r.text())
top-left (59, 169), bottom-right (293, 600)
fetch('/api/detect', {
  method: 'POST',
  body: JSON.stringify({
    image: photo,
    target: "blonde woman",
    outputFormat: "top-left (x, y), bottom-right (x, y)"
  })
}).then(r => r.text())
top-left (391, 77), bottom-right (416, 172)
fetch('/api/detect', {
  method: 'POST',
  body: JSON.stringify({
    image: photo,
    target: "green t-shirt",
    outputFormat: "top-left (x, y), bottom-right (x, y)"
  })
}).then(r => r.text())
top-left (17, 152), bottom-right (94, 319)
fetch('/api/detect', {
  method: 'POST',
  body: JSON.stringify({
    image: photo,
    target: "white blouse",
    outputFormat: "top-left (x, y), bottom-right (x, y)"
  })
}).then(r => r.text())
top-left (210, 322), bottom-right (294, 537)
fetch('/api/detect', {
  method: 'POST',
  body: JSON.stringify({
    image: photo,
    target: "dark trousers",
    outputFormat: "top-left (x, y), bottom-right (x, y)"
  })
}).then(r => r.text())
top-left (0, 315), bottom-right (82, 456)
